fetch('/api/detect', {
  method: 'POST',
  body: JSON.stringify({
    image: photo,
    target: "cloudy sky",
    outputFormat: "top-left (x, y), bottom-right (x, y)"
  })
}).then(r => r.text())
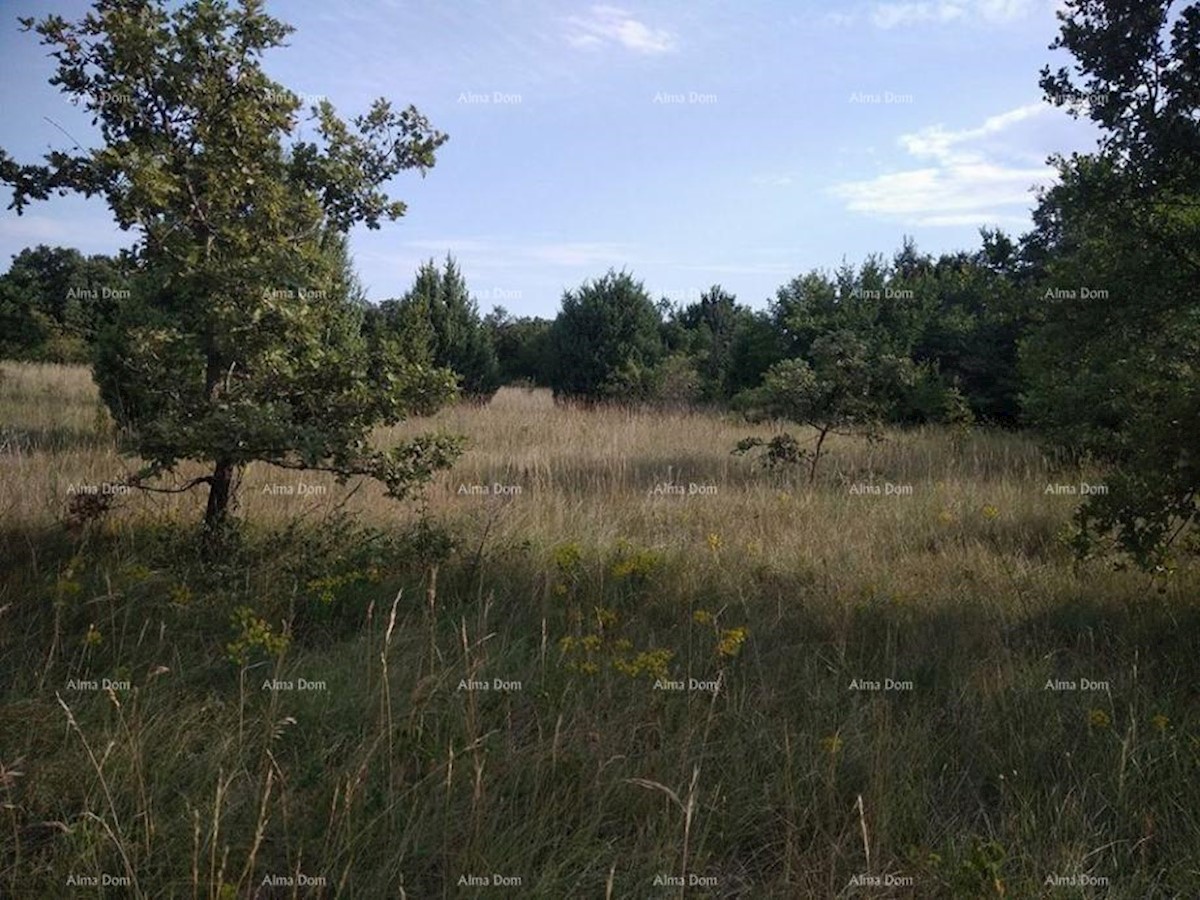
top-left (0, 0), bottom-right (1098, 315)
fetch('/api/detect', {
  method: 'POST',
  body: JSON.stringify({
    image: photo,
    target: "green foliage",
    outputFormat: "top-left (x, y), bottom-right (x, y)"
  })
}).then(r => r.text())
top-left (769, 240), bottom-right (1020, 425)
top-left (549, 269), bottom-right (663, 401)
top-left (1021, 0), bottom-right (1200, 569)
top-left (484, 307), bottom-right (554, 385)
top-left (373, 256), bottom-right (500, 401)
top-left (226, 605), bottom-right (289, 666)
top-left (663, 285), bottom-right (752, 401)
top-left (1, 0), bottom-right (461, 532)
top-left (0, 245), bottom-right (127, 362)
top-left (741, 331), bottom-right (915, 481)
top-left (726, 308), bottom-right (786, 395)
top-left (732, 432), bottom-right (810, 472)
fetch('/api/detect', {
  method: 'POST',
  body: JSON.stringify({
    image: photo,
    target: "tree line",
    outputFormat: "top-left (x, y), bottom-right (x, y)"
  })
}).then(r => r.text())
top-left (0, 227), bottom-right (1049, 431)
top-left (0, 0), bottom-right (1195, 570)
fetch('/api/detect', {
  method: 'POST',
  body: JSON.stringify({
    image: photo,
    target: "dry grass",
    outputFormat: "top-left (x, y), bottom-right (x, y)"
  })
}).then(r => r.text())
top-left (2, 361), bottom-right (1198, 898)
top-left (0, 362), bottom-right (1146, 612)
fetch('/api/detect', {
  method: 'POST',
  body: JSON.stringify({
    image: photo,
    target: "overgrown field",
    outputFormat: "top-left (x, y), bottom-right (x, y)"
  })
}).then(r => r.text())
top-left (2, 361), bottom-right (1198, 898)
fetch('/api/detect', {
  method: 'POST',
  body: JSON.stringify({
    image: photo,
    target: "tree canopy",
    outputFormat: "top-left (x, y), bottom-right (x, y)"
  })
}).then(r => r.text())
top-left (1, 0), bottom-right (462, 535)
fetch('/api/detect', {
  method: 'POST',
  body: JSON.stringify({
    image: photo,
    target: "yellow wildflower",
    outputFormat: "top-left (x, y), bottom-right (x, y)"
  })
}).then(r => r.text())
top-left (1088, 708), bottom-right (1111, 729)
top-left (716, 626), bottom-right (749, 658)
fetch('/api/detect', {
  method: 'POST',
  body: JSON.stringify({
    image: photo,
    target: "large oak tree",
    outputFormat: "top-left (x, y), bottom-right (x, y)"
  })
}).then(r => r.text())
top-left (1, 0), bottom-right (463, 535)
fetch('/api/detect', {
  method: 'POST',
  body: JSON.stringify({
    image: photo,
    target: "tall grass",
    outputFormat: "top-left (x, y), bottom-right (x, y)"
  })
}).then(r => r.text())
top-left (1, 362), bottom-right (1197, 897)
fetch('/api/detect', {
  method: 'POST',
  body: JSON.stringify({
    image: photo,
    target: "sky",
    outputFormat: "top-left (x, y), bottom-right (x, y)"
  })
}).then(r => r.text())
top-left (0, 0), bottom-right (1100, 317)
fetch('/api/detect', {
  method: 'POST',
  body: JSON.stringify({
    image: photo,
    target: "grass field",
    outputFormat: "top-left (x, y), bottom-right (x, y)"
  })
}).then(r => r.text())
top-left (2, 360), bottom-right (1198, 898)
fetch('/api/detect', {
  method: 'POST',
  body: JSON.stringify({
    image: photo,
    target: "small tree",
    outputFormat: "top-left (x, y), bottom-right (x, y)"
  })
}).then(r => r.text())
top-left (741, 332), bottom-right (914, 482)
top-left (1, 0), bottom-right (462, 536)
top-left (549, 269), bottom-right (663, 401)
top-left (395, 256), bottom-right (500, 401)
top-left (671, 285), bottom-right (747, 401)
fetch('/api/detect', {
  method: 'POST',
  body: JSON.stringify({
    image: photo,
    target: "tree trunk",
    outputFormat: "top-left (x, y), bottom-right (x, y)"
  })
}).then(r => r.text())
top-left (203, 459), bottom-right (237, 536)
top-left (809, 428), bottom-right (829, 484)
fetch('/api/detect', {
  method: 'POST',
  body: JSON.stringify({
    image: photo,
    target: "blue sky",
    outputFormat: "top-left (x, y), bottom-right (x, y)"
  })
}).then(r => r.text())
top-left (0, 0), bottom-right (1098, 316)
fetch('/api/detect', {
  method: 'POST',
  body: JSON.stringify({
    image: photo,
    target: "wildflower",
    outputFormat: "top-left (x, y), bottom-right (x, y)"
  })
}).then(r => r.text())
top-left (693, 609), bottom-right (714, 625)
top-left (716, 626), bottom-right (749, 658)
top-left (169, 583), bottom-right (193, 606)
top-left (613, 648), bottom-right (674, 681)
top-left (820, 733), bottom-right (843, 755)
top-left (226, 606), bottom-right (289, 665)
top-left (552, 542), bottom-right (583, 572)
top-left (937, 508), bottom-right (955, 524)
top-left (706, 532), bottom-right (722, 553)
top-left (580, 634), bottom-right (602, 652)
top-left (610, 546), bottom-right (660, 580)
top-left (558, 636), bottom-right (576, 654)
top-left (1088, 708), bottom-right (1111, 729)
top-left (83, 623), bottom-right (102, 647)
top-left (594, 606), bottom-right (618, 629)
top-left (1151, 713), bottom-right (1170, 733)
top-left (578, 661), bottom-right (599, 675)
top-left (981, 505), bottom-right (1000, 520)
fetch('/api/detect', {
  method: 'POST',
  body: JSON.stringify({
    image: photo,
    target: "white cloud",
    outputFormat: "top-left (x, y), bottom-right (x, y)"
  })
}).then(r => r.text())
top-left (869, 0), bottom-right (1037, 28)
top-left (565, 6), bottom-right (676, 54)
top-left (830, 102), bottom-right (1061, 227)
top-left (899, 102), bottom-right (1049, 164)
top-left (872, 2), bottom-right (965, 28)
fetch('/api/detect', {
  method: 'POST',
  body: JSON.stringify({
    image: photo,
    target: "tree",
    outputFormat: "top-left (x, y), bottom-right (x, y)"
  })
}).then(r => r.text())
top-left (1021, 0), bottom-right (1200, 568)
top-left (768, 249), bottom-right (969, 426)
top-left (390, 256), bottom-right (500, 401)
top-left (670, 285), bottom-right (746, 401)
top-left (485, 307), bottom-right (554, 386)
top-left (2, 0), bottom-right (462, 536)
top-left (548, 269), bottom-right (663, 401)
top-left (739, 331), bottom-right (915, 482)
top-left (0, 245), bottom-right (126, 361)
top-left (912, 234), bottom-right (1029, 424)
top-left (726, 309), bottom-right (785, 396)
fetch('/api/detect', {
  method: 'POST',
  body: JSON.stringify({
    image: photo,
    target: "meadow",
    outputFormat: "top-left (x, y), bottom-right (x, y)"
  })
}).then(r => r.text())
top-left (2, 361), bottom-right (1198, 897)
